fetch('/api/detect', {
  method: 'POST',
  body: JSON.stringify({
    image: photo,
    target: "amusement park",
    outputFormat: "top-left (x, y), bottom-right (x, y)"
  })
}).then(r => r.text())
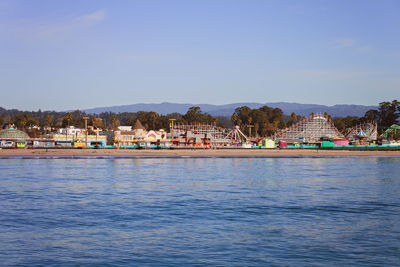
top-left (1, 100), bottom-right (400, 150)
top-left (1, 113), bottom-right (400, 150)
top-left (167, 114), bottom-right (399, 149)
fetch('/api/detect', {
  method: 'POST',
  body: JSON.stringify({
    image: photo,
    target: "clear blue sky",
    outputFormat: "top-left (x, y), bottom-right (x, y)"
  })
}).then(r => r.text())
top-left (0, 0), bottom-right (399, 111)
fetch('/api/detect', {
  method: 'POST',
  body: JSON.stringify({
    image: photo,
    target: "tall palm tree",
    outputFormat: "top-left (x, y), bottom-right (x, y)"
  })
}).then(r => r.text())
top-left (64, 112), bottom-right (73, 127)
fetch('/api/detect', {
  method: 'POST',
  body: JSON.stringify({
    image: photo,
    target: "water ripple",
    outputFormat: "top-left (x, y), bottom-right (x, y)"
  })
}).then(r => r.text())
top-left (0, 157), bottom-right (399, 266)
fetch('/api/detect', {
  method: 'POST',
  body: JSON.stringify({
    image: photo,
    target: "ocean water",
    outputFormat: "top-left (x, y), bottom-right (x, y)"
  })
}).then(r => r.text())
top-left (0, 157), bottom-right (399, 266)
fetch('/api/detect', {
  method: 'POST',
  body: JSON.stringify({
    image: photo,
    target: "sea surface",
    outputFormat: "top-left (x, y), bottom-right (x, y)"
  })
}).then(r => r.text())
top-left (0, 157), bottom-right (399, 266)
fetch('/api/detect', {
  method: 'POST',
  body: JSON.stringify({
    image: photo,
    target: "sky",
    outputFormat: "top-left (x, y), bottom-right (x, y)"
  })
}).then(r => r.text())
top-left (0, 0), bottom-right (399, 111)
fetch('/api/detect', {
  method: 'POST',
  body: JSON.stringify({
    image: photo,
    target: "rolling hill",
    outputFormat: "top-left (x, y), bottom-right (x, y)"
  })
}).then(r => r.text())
top-left (83, 102), bottom-right (377, 118)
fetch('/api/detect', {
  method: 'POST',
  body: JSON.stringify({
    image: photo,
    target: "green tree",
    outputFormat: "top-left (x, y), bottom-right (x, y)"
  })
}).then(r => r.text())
top-left (362, 109), bottom-right (379, 122)
top-left (45, 114), bottom-right (53, 126)
top-left (360, 100), bottom-right (399, 127)
top-left (26, 119), bottom-right (38, 127)
top-left (333, 116), bottom-right (358, 133)
top-left (155, 115), bottom-right (173, 130)
top-left (62, 112), bottom-right (73, 127)
top-left (14, 114), bottom-right (29, 129)
top-left (111, 114), bottom-right (120, 129)
top-left (71, 110), bottom-right (86, 128)
top-left (378, 100), bottom-right (399, 126)
top-left (231, 106), bottom-right (251, 126)
top-left (146, 111), bottom-right (160, 130)
top-left (231, 105), bottom-right (284, 137)
top-left (333, 117), bottom-right (346, 133)
top-left (184, 106), bottom-right (203, 123)
top-left (90, 116), bottom-right (103, 128)
top-left (289, 112), bottom-right (297, 125)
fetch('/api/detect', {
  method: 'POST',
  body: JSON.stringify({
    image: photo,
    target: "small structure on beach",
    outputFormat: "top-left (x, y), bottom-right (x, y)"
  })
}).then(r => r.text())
top-left (262, 139), bottom-right (276, 148)
top-left (333, 139), bottom-right (349, 146)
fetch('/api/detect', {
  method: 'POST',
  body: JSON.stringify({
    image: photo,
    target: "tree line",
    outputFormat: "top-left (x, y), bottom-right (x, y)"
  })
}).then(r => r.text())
top-left (0, 106), bottom-right (232, 133)
top-left (333, 100), bottom-right (400, 133)
top-left (0, 100), bottom-right (398, 137)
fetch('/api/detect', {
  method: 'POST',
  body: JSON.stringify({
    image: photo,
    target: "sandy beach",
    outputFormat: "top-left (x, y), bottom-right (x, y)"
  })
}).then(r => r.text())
top-left (1, 148), bottom-right (400, 157)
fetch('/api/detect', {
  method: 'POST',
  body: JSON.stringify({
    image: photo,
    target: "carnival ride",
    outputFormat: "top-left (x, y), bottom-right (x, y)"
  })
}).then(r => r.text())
top-left (381, 124), bottom-right (400, 140)
top-left (344, 122), bottom-right (378, 142)
top-left (171, 123), bottom-right (230, 145)
top-left (275, 114), bottom-right (344, 143)
top-left (225, 126), bottom-right (249, 145)
top-left (170, 123), bottom-right (249, 146)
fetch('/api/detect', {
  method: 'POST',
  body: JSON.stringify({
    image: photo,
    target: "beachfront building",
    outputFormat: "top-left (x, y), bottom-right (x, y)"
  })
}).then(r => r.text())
top-left (113, 120), bottom-right (169, 147)
top-left (113, 120), bottom-right (145, 147)
top-left (50, 132), bottom-right (107, 147)
top-left (262, 139), bottom-right (276, 148)
top-left (0, 127), bottom-right (30, 148)
top-left (50, 125), bottom-right (107, 147)
top-left (57, 126), bottom-right (84, 136)
top-left (0, 126), bottom-right (54, 148)
top-left (113, 131), bottom-right (136, 147)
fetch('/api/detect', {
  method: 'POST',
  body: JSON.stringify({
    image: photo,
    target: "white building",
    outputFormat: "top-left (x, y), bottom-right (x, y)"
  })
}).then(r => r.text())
top-left (118, 126), bottom-right (132, 131)
top-left (57, 126), bottom-right (84, 136)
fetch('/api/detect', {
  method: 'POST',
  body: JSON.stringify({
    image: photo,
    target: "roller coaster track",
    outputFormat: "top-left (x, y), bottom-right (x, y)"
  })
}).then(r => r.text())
top-left (275, 114), bottom-right (343, 142)
top-left (344, 122), bottom-right (378, 141)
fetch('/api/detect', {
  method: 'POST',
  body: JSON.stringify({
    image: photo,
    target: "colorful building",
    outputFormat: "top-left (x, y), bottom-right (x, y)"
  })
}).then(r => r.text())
top-left (262, 139), bottom-right (276, 148)
top-left (50, 133), bottom-right (107, 147)
top-left (0, 127), bottom-right (54, 148)
top-left (113, 120), bottom-right (168, 147)
top-left (0, 127), bottom-right (29, 148)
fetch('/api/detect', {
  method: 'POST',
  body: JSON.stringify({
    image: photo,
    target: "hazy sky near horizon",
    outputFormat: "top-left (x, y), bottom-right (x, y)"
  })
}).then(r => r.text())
top-left (0, 0), bottom-right (399, 111)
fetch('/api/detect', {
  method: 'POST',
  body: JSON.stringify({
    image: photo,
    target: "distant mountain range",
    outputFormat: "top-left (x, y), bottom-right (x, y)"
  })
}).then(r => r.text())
top-left (83, 102), bottom-right (377, 118)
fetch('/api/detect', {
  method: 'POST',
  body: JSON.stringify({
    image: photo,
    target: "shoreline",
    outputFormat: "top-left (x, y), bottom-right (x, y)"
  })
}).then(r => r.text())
top-left (1, 148), bottom-right (400, 158)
